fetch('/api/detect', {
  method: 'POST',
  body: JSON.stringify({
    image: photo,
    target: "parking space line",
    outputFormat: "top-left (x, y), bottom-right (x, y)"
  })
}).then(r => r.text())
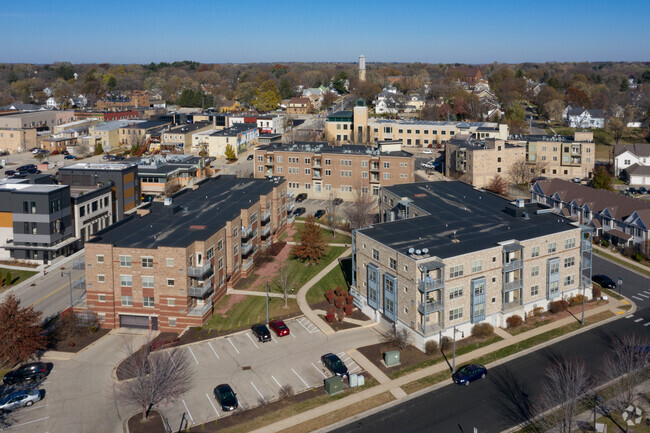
top-left (289, 331), bottom-right (296, 339)
top-left (638, 292), bottom-right (650, 298)
top-left (182, 399), bottom-right (194, 424)
top-left (271, 375), bottom-right (285, 393)
top-left (297, 318), bottom-right (311, 333)
top-left (227, 338), bottom-right (240, 354)
top-left (2, 416), bottom-right (50, 430)
top-left (291, 368), bottom-right (310, 388)
top-left (349, 366), bottom-right (361, 374)
top-left (250, 381), bottom-right (267, 403)
top-left (188, 346), bottom-right (199, 365)
top-left (207, 342), bottom-right (220, 359)
top-left (312, 362), bottom-right (328, 378)
top-left (17, 403), bottom-right (49, 414)
top-left (645, 322), bottom-right (650, 327)
top-left (246, 333), bottom-right (260, 349)
top-left (205, 393), bottom-right (220, 418)
top-left (632, 295), bottom-right (644, 301)
top-left (272, 336), bottom-right (279, 344)
top-left (168, 352), bottom-right (177, 369)
top-left (634, 318), bottom-right (644, 323)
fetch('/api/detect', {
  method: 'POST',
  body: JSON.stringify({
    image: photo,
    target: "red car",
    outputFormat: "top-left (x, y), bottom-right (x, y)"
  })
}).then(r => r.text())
top-left (269, 320), bottom-right (290, 337)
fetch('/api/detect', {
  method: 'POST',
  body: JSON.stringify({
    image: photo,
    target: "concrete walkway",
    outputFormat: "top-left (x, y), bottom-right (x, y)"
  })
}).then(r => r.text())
top-left (493, 326), bottom-right (515, 340)
top-left (313, 309), bottom-right (375, 326)
top-left (287, 241), bottom-right (349, 247)
top-left (227, 288), bottom-right (297, 299)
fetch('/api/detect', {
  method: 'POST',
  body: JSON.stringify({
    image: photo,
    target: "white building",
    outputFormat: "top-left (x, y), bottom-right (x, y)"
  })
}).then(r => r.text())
top-left (563, 106), bottom-right (605, 129)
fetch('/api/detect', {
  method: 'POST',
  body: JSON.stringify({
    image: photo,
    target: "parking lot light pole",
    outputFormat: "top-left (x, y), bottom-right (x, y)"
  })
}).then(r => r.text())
top-left (452, 327), bottom-right (464, 374)
top-left (266, 282), bottom-right (269, 323)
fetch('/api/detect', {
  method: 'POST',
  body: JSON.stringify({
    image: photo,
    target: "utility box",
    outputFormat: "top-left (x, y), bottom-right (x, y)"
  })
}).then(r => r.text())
top-left (324, 376), bottom-right (344, 396)
top-left (349, 373), bottom-right (358, 388)
top-left (357, 374), bottom-right (365, 386)
top-left (384, 350), bottom-right (400, 366)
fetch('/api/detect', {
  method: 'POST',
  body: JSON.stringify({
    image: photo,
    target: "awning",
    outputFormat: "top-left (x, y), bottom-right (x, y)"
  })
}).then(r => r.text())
top-left (607, 228), bottom-right (632, 241)
top-left (502, 243), bottom-right (524, 253)
top-left (418, 260), bottom-right (444, 271)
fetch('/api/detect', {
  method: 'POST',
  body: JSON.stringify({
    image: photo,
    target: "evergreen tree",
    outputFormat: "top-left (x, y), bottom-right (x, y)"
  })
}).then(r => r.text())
top-left (590, 166), bottom-right (612, 190)
top-left (291, 216), bottom-right (327, 265)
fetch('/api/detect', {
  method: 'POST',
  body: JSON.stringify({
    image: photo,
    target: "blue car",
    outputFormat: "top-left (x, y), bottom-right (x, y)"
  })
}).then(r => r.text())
top-left (452, 363), bottom-right (487, 386)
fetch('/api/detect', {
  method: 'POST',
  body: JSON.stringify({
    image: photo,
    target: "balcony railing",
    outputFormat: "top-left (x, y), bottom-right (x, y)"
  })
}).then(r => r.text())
top-left (502, 300), bottom-right (522, 312)
top-left (241, 241), bottom-right (253, 256)
top-left (261, 225), bottom-right (271, 237)
top-left (418, 300), bottom-right (443, 315)
top-left (261, 210), bottom-right (271, 222)
top-left (241, 226), bottom-right (253, 239)
top-left (188, 300), bottom-right (212, 317)
top-left (242, 258), bottom-right (254, 271)
top-left (503, 259), bottom-right (523, 272)
top-left (289, 202), bottom-right (295, 211)
top-left (288, 214), bottom-right (295, 224)
top-left (418, 278), bottom-right (444, 292)
top-left (187, 262), bottom-right (212, 278)
top-left (418, 322), bottom-right (443, 336)
top-left (582, 257), bottom-right (591, 269)
top-left (188, 280), bottom-right (213, 298)
top-left (370, 165), bottom-right (380, 172)
top-left (581, 240), bottom-right (592, 251)
top-left (313, 161), bottom-right (321, 168)
top-left (503, 279), bottom-right (523, 292)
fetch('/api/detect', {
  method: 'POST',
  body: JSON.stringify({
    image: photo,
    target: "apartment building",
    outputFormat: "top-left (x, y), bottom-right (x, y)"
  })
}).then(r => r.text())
top-left (352, 181), bottom-right (592, 350)
top-left (160, 122), bottom-right (212, 154)
top-left (137, 155), bottom-right (209, 200)
top-left (118, 120), bottom-right (171, 146)
top-left (0, 110), bottom-right (75, 129)
top-left (96, 91), bottom-right (150, 110)
top-left (74, 110), bottom-right (139, 122)
top-left (0, 128), bottom-right (37, 153)
top-left (70, 184), bottom-right (114, 244)
top-left (89, 120), bottom-right (146, 152)
top-left (81, 175), bottom-right (289, 331)
top-left (287, 98), bottom-right (311, 115)
top-left (254, 141), bottom-right (415, 200)
top-left (190, 123), bottom-right (259, 158)
top-left (42, 136), bottom-right (77, 153)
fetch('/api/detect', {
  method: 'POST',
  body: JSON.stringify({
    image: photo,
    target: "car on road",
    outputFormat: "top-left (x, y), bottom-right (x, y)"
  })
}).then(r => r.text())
top-left (332, 198), bottom-right (343, 205)
top-left (251, 323), bottom-right (271, 342)
top-left (321, 353), bottom-right (348, 377)
top-left (452, 363), bottom-right (487, 386)
top-left (213, 384), bottom-right (238, 411)
top-left (16, 164), bottom-right (36, 173)
top-left (247, 154), bottom-right (254, 160)
top-left (64, 155), bottom-right (76, 160)
top-left (2, 362), bottom-right (48, 385)
top-left (592, 274), bottom-right (616, 289)
top-left (422, 149), bottom-right (432, 154)
top-left (314, 209), bottom-right (326, 219)
top-left (269, 320), bottom-right (290, 337)
top-left (0, 389), bottom-right (42, 412)
top-left (61, 150), bottom-right (69, 155)
top-left (5, 170), bottom-right (16, 177)
top-left (31, 148), bottom-right (43, 154)
top-left (295, 193), bottom-right (308, 203)
top-left (640, 187), bottom-right (648, 194)
top-left (293, 207), bottom-right (306, 216)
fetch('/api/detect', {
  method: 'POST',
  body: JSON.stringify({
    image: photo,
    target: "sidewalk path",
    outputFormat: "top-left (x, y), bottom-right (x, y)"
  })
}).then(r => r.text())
top-left (227, 288), bottom-right (297, 299)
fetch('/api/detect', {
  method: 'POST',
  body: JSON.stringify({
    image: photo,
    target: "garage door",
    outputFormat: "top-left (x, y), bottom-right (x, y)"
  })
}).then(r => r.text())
top-left (119, 315), bottom-right (149, 329)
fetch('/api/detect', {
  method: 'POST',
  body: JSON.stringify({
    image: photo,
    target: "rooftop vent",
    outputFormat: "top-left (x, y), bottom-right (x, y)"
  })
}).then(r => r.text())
top-left (164, 197), bottom-right (173, 206)
top-left (408, 247), bottom-right (415, 254)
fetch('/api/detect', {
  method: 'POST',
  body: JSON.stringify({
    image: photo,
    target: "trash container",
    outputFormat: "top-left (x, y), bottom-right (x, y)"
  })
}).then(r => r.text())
top-left (324, 376), bottom-right (344, 396)
top-left (383, 350), bottom-right (400, 366)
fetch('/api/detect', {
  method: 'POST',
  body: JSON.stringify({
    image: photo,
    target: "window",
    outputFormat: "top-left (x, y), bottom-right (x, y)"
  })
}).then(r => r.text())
top-left (120, 275), bottom-right (132, 287)
top-left (169, 318), bottom-right (176, 327)
top-left (167, 298), bottom-right (175, 306)
top-left (325, 158), bottom-right (331, 165)
top-left (449, 265), bottom-right (464, 278)
top-left (383, 173), bottom-right (390, 180)
top-left (449, 307), bottom-right (463, 321)
top-left (550, 262), bottom-right (560, 275)
top-left (142, 276), bottom-right (154, 288)
top-left (233, 227), bottom-right (238, 238)
top-left (325, 169), bottom-right (331, 176)
top-left (167, 278), bottom-right (175, 287)
top-left (564, 257), bottom-right (575, 268)
top-left (548, 242), bottom-right (556, 253)
top-left (449, 286), bottom-right (463, 299)
top-left (143, 297), bottom-right (154, 307)
top-left (372, 249), bottom-right (379, 260)
top-left (564, 275), bottom-right (575, 286)
top-left (98, 294), bottom-right (106, 302)
top-left (389, 258), bottom-right (397, 270)
top-left (471, 260), bottom-right (482, 273)
top-left (98, 274), bottom-right (105, 283)
top-left (97, 255), bottom-right (104, 263)
top-left (531, 246), bottom-right (539, 258)
top-left (207, 247), bottom-right (214, 260)
top-left (121, 295), bottom-right (133, 306)
top-left (565, 238), bottom-right (576, 249)
top-left (218, 239), bottom-right (223, 251)
top-left (120, 255), bottom-right (131, 267)
top-left (166, 258), bottom-right (174, 267)
top-left (30, 202), bottom-right (36, 214)
top-left (141, 257), bottom-right (153, 268)
top-left (383, 162), bottom-right (390, 169)
top-left (218, 257), bottom-right (223, 269)
top-left (531, 266), bottom-right (539, 277)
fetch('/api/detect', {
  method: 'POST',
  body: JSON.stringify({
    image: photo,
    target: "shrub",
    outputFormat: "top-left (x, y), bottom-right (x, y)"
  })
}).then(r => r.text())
top-left (334, 296), bottom-right (346, 308)
top-left (633, 252), bottom-right (645, 262)
top-left (440, 336), bottom-right (452, 352)
top-left (327, 306), bottom-right (336, 316)
top-left (592, 286), bottom-right (602, 299)
top-left (340, 290), bottom-right (349, 298)
top-left (532, 307), bottom-right (545, 317)
top-left (601, 239), bottom-right (609, 247)
top-left (346, 295), bottom-right (354, 305)
top-left (506, 315), bottom-right (523, 329)
top-left (471, 323), bottom-right (494, 338)
top-left (425, 340), bottom-right (439, 355)
top-left (334, 286), bottom-right (345, 296)
top-left (4, 271), bottom-right (12, 286)
top-left (549, 299), bottom-right (569, 314)
top-left (326, 313), bottom-right (335, 323)
top-left (336, 310), bottom-right (345, 322)
top-left (325, 290), bottom-right (335, 303)
top-left (343, 304), bottom-right (354, 316)
top-left (568, 294), bottom-right (585, 307)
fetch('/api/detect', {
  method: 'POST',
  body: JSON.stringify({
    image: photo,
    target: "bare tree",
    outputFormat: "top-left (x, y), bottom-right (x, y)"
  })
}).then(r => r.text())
top-left (509, 158), bottom-right (548, 185)
top-left (345, 183), bottom-right (376, 230)
top-left (383, 325), bottom-right (411, 350)
top-left (118, 337), bottom-right (194, 420)
top-left (603, 333), bottom-right (650, 414)
top-left (486, 175), bottom-right (509, 196)
top-left (273, 263), bottom-right (297, 308)
top-left (325, 193), bottom-right (340, 237)
top-left (534, 357), bottom-right (592, 433)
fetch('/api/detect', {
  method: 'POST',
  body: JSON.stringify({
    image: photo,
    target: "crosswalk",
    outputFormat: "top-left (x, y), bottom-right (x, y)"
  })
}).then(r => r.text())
top-left (625, 314), bottom-right (650, 327)
top-left (630, 289), bottom-right (650, 302)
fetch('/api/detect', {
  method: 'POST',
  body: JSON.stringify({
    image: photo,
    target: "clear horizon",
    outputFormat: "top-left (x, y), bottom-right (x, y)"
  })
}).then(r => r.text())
top-left (3, 0), bottom-right (649, 64)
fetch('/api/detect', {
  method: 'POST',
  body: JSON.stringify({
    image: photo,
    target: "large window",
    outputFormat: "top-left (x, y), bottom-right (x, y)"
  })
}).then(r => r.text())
top-left (121, 295), bottom-right (133, 306)
top-left (142, 276), bottom-right (154, 288)
top-left (449, 286), bottom-right (463, 299)
top-left (531, 266), bottom-right (539, 277)
top-left (548, 242), bottom-right (557, 254)
top-left (565, 238), bottom-right (576, 249)
top-left (471, 260), bottom-right (482, 273)
top-left (120, 275), bottom-right (132, 287)
top-left (141, 257), bottom-right (153, 268)
top-left (449, 265), bottom-right (464, 278)
top-left (449, 307), bottom-right (463, 321)
top-left (389, 258), bottom-right (397, 270)
top-left (531, 246), bottom-right (539, 258)
top-left (564, 257), bottom-right (575, 268)
top-left (143, 297), bottom-right (154, 308)
top-left (120, 255), bottom-right (131, 267)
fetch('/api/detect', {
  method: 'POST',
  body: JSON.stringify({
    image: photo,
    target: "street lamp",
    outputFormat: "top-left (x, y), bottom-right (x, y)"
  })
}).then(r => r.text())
top-left (452, 327), bottom-right (464, 374)
top-left (593, 393), bottom-right (604, 430)
top-left (61, 271), bottom-right (73, 309)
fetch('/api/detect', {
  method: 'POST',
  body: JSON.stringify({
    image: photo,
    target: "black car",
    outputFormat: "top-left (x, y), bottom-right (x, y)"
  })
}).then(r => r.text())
top-left (293, 207), bottom-right (306, 216)
top-left (16, 164), bottom-right (36, 173)
top-left (247, 154), bottom-right (254, 160)
top-left (592, 274), bottom-right (616, 289)
top-left (2, 362), bottom-right (48, 385)
top-left (640, 187), bottom-right (648, 194)
top-left (314, 209), bottom-right (326, 219)
top-left (214, 384), bottom-right (238, 411)
top-left (295, 193), bottom-right (308, 203)
top-left (452, 363), bottom-right (487, 386)
top-left (332, 198), bottom-right (343, 205)
top-left (251, 324), bottom-right (271, 342)
top-left (321, 353), bottom-right (348, 377)
top-left (26, 168), bottom-right (41, 174)
top-left (5, 170), bottom-right (16, 177)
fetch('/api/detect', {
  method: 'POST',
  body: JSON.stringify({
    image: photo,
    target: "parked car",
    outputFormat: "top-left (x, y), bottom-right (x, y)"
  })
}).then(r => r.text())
top-left (26, 168), bottom-right (41, 174)
top-left (422, 149), bottom-right (432, 154)
top-left (102, 154), bottom-right (112, 160)
top-left (31, 148), bottom-right (42, 154)
top-left (269, 320), bottom-right (290, 337)
top-left (64, 155), bottom-right (76, 160)
top-left (251, 324), bottom-right (271, 342)
top-left (213, 384), bottom-right (238, 411)
top-left (5, 170), bottom-right (16, 177)
top-left (247, 154), bottom-right (254, 160)
top-left (2, 362), bottom-right (48, 385)
top-left (592, 274), bottom-right (616, 289)
top-left (0, 389), bottom-right (42, 412)
top-left (61, 150), bottom-right (69, 155)
top-left (321, 353), bottom-right (348, 377)
top-left (314, 209), bottom-right (326, 219)
top-left (295, 193), bottom-right (308, 203)
top-left (293, 207), bottom-right (306, 216)
top-left (16, 164), bottom-right (36, 173)
top-left (628, 187), bottom-right (638, 194)
top-left (332, 198), bottom-right (343, 205)
top-left (452, 363), bottom-right (487, 386)
top-left (640, 187), bottom-right (648, 194)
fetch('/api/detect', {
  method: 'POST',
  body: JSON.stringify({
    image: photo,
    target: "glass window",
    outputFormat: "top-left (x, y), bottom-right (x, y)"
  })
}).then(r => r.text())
top-left (449, 286), bottom-right (463, 299)
top-left (471, 260), bottom-right (482, 273)
top-left (142, 276), bottom-right (154, 288)
top-left (167, 278), bottom-right (175, 286)
top-left (143, 297), bottom-right (154, 307)
top-left (120, 275), bottom-right (132, 287)
top-left (97, 274), bottom-right (105, 283)
top-left (531, 246), bottom-right (539, 258)
top-left (548, 242), bottom-right (556, 253)
top-left (141, 257), bottom-right (153, 268)
top-left (449, 307), bottom-right (463, 321)
top-left (167, 298), bottom-right (175, 306)
top-left (531, 266), bottom-right (539, 277)
top-left (97, 255), bottom-right (104, 263)
top-left (564, 257), bottom-right (575, 268)
top-left (121, 295), bottom-right (133, 306)
top-left (531, 285), bottom-right (539, 296)
top-left (166, 258), bottom-right (174, 267)
top-left (98, 294), bottom-right (106, 302)
top-left (389, 258), bottom-right (397, 270)
top-left (119, 255), bottom-right (131, 267)
top-left (565, 238), bottom-right (576, 249)
top-left (449, 265), bottom-right (464, 278)
top-left (372, 249), bottom-right (379, 260)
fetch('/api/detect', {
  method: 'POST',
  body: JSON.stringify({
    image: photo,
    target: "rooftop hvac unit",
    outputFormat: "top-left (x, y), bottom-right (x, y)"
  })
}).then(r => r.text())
top-left (408, 247), bottom-right (415, 254)
top-left (415, 249), bottom-right (421, 255)
top-left (422, 248), bottom-right (429, 254)
top-left (164, 197), bottom-right (173, 206)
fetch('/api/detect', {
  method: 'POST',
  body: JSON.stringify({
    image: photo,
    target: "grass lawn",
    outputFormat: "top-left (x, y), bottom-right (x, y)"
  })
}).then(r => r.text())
top-left (292, 223), bottom-right (351, 245)
top-left (546, 126), bottom-right (647, 147)
top-left (0, 267), bottom-right (37, 291)
top-left (204, 296), bottom-right (301, 332)
top-left (306, 258), bottom-right (352, 305)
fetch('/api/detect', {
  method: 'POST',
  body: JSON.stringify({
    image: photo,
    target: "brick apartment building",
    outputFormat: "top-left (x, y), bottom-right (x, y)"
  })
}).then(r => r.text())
top-left (81, 175), bottom-right (289, 331)
top-left (254, 141), bottom-right (415, 200)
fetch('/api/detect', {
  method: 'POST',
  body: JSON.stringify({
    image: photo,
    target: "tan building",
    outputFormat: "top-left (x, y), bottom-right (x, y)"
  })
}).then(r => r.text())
top-left (0, 128), bottom-right (37, 153)
top-left (137, 155), bottom-right (210, 200)
top-left (286, 97), bottom-right (311, 115)
top-left (42, 136), bottom-right (77, 153)
top-left (190, 123), bottom-right (259, 158)
top-left (254, 141), bottom-right (415, 200)
top-left (89, 120), bottom-right (146, 152)
top-left (160, 122), bottom-right (212, 154)
top-left (352, 181), bottom-right (592, 351)
top-left (0, 110), bottom-right (75, 130)
top-left (81, 175), bottom-right (290, 332)
top-left (96, 90), bottom-right (150, 110)
top-left (118, 120), bottom-right (171, 146)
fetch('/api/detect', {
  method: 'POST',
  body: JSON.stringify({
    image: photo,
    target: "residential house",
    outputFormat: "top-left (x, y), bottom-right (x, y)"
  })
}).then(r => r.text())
top-left (190, 123), bottom-right (258, 158)
top-left (89, 120), bottom-right (146, 152)
top-left (445, 67), bottom-right (483, 86)
top-left (287, 98), bottom-right (311, 115)
top-left (160, 122), bottom-right (213, 154)
top-left (614, 143), bottom-right (650, 181)
top-left (563, 106), bottom-right (605, 129)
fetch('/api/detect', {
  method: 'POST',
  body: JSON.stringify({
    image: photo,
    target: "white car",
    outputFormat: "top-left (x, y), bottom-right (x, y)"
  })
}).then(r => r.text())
top-left (422, 149), bottom-right (432, 154)
top-left (0, 389), bottom-right (42, 412)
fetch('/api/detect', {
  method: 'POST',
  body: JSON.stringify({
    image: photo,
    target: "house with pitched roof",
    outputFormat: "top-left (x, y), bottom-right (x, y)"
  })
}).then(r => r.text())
top-left (614, 143), bottom-right (650, 185)
top-left (562, 106), bottom-right (605, 128)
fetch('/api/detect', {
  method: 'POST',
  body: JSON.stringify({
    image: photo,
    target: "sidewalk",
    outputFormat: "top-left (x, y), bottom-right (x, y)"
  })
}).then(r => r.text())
top-left (227, 288), bottom-right (297, 299)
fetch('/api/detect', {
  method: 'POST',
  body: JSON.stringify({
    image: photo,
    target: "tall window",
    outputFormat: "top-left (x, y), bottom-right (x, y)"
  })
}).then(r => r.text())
top-left (120, 255), bottom-right (131, 267)
top-left (372, 249), bottom-right (379, 260)
top-left (565, 238), bottom-right (576, 249)
top-left (548, 242), bottom-right (557, 254)
top-left (531, 246), bottom-right (539, 258)
top-left (142, 276), bottom-right (154, 288)
top-left (389, 258), bottom-right (397, 270)
top-left (449, 265), bottom-right (464, 278)
top-left (449, 307), bottom-right (463, 321)
top-left (143, 297), bottom-right (154, 307)
top-left (141, 257), bottom-right (153, 268)
top-left (471, 260), bottom-right (482, 273)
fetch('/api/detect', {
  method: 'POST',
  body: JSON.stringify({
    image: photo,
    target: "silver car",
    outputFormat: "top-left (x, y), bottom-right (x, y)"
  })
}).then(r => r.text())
top-left (0, 389), bottom-right (41, 412)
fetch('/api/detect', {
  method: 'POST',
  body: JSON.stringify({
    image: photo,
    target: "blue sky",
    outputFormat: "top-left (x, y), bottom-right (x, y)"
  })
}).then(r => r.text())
top-left (3, 0), bottom-right (648, 64)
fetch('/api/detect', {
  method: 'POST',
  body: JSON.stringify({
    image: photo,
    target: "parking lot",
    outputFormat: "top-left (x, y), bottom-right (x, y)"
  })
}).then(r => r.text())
top-left (158, 316), bottom-right (364, 427)
top-left (293, 198), bottom-right (357, 218)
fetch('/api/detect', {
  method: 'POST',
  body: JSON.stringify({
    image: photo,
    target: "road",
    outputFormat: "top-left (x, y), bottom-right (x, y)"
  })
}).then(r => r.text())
top-left (330, 256), bottom-right (650, 433)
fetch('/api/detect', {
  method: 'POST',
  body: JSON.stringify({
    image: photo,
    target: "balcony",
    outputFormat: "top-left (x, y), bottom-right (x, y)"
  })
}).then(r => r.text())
top-left (502, 300), bottom-right (522, 312)
top-left (418, 322), bottom-right (443, 335)
top-left (187, 262), bottom-right (212, 278)
top-left (503, 259), bottom-right (523, 272)
top-left (370, 164), bottom-right (380, 172)
top-left (312, 171), bottom-right (321, 179)
top-left (313, 160), bottom-right (321, 169)
top-left (188, 280), bottom-right (213, 298)
top-left (288, 214), bottom-right (295, 224)
top-left (581, 240), bottom-right (591, 251)
top-left (261, 210), bottom-right (271, 222)
top-left (418, 299), bottom-right (443, 315)
top-left (418, 278), bottom-right (444, 293)
top-left (261, 225), bottom-right (271, 238)
top-left (241, 240), bottom-right (253, 256)
top-left (582, 257), bottom-right (591, 269)
top-left (503, 279), bottom-right (523, 292)
top-left (264, 158), bottom-right (274, 166)
top-left (241, 226), bottom-right (253, 239)
top-left (289, 202), bottom-right (295, 211)
top-left (188, 300), bottom-right (212, 317)
top-left (370, 176), bottom-right (380, 183)
top-left (242, 257), bottom-right (254, 271)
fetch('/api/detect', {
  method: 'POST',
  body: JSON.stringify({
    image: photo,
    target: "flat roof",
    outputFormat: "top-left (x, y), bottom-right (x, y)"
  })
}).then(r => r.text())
top-left (89, 175), bottom-right (284, 249)
top-left (368, 119), bottom-right (496, 127)
top-left (359, 181), bottom-right (577, 258)
top-left (93, 120), bottom-right (145, 131)
top-left (59, 162), bottom-right (137, 171)
top-left (123, 120), bottom-right (169, 129)
top-left (210, 123), bottom-right (257, 137)
top-left (0, 183), bottom-right (66, 193)
top-left (258, 142), bottom-right (413, 158)
top-left (166, 122), bottom-right (211, 134)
